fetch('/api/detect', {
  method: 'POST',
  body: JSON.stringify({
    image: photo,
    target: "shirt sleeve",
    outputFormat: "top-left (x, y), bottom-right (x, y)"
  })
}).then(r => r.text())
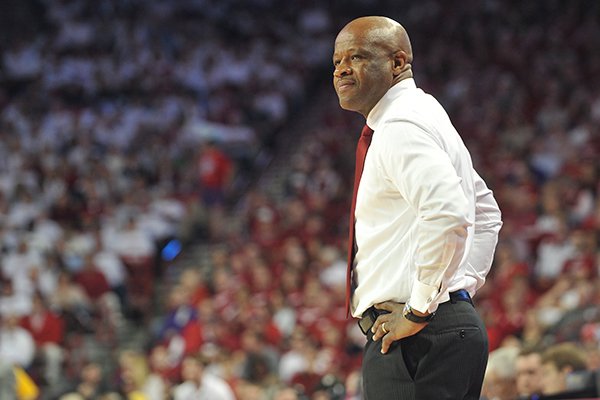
top-left (378, 121), bottom-right (472, 313)
top-left (464, 170), bottom-right (502, 294)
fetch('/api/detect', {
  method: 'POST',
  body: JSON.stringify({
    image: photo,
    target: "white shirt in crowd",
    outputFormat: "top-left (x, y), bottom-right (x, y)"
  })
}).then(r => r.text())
top-left (172, 373), bottom-right (235, 400)
top-left (0, 324), bottom-right (36, 368)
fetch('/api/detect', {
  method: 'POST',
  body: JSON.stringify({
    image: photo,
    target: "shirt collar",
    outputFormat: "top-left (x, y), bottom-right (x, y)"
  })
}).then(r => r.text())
top-left (366, 78), bottom-right (417, 130)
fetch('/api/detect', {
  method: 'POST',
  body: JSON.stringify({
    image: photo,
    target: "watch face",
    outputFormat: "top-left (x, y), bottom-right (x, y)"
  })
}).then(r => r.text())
top-left (403, 304), bottom-right (433, 323)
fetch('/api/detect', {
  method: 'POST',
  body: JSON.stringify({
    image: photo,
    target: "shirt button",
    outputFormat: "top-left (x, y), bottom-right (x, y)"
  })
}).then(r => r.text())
top-left (427, 297), bottom-right (432, 302)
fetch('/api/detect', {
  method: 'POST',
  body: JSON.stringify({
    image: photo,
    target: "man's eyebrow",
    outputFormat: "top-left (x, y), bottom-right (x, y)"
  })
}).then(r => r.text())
top-left (334, 47), bottom-right (357, 53)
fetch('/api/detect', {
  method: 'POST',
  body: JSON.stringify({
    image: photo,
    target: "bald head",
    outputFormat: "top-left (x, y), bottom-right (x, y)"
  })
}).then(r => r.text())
top-left (332, 16), bottom-right (413, 117)
top-left (337, 17), bottom-right (413, 63)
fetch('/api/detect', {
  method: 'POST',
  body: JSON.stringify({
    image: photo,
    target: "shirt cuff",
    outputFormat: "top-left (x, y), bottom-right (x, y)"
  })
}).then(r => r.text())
top-left (409, 281), bottom-right (440, 313)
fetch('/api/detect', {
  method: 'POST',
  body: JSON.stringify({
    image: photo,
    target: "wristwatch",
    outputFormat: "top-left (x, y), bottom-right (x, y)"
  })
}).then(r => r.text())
top-left (403, 303), bottom-right (435, 323)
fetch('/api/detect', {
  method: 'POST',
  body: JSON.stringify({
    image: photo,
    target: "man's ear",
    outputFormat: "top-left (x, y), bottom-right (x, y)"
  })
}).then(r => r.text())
top-left (392, 50), bottom-right (408, 76)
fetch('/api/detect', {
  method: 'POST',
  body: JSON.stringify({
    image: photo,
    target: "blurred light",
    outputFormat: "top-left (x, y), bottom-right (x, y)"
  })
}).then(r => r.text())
top-left (161, 239), bottom-right (182, 261)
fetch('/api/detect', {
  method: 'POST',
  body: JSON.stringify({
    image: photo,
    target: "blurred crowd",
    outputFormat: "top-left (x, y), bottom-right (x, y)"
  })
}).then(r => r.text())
top-left (1, 0), bottom-right (599, 399)
top-left (0, 0), bottom-right (330, 398)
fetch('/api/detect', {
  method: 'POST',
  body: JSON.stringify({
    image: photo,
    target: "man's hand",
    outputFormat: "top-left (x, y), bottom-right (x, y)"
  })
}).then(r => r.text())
top-left (371, 301), bottom-right (429, 354)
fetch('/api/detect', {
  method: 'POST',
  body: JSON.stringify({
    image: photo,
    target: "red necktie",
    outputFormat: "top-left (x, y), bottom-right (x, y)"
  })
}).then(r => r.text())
top-left (346, 124), bottom-right (374, 316)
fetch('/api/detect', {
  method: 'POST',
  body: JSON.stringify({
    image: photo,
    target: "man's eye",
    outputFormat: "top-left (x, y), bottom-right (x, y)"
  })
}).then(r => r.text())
top-left (333, 60), bottom-right (340, 66)
top-left (351, 55), bottom-right (362, 60)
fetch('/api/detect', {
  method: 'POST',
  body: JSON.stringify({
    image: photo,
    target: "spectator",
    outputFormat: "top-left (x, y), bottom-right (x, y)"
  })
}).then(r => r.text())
top-left (141, 347), bottom-right (170, 400)
top-left (157, 286), bottom-right (201, 362)
top-left (0, 280), bottom-right (31, 319)
top-left (178, 268), bottom-right (210, 307)
top-left (481, 346), bottom-right (519, 400)
top-left (1, 240), bottom-right (41, 316)
top-left (146, 344), bottom-right (180, 390)
top-left (74, 253), bottom-right (123, 335)
top-left (19, 292), bottom-right (65, 388)
top-left (111, 217), bottom-right (155, 262)
top-left (0, 314), bottom-right (36, 369)
top-left (539, 342), bottom-right (588, 396)
top-left (111, 216), bottom-right (155, 315)
top-left (237, 329), bottom-right (279, 387)
top-left (196, 140), bottom-right (234, 208)
top-left (172, 354), bottom-right (235, 400)
top-left (117, 351), bottom-right (151, 400)
top-left (278, 328), bottom-right (314, 384)
top-left (48, 271), bottom-right (94, 333)
top-left (92, 229), bottom-right (128, 307)
top-left (515, 346), bottom-right (544, 399)
top-left (61, 362), bottom-right (108, 400)
top-left (74, 254), bottom-right (111, 302)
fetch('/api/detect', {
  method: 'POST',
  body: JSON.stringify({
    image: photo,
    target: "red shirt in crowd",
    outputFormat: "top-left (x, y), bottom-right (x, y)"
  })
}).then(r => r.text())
top-left (75, 269), bottom-right (111, 300)
top-left (197, 145), bottom-right (233, 189)
top-left (21, 310), bottom-right (65, 346)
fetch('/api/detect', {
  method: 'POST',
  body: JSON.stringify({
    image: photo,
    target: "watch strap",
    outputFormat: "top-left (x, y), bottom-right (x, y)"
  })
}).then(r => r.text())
top-left (403, 303), bottom-right (435, 323)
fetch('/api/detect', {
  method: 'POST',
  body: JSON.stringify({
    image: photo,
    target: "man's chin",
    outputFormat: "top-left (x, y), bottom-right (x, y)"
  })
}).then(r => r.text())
top-left (338, 98), bottom-right (359, 113)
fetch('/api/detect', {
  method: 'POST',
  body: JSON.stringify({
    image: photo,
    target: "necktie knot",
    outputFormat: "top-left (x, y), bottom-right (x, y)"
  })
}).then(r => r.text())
top-left (361, 124), bottom-right (374, 138)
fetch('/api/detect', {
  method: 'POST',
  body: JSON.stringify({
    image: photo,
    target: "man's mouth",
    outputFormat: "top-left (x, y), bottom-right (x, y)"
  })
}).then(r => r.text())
top-left (337, 80), bottom-right (355, 91)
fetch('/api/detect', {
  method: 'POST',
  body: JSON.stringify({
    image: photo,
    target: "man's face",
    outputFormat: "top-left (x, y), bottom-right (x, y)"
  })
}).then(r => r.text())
top-left (540, 362), bottom-right (567, 395)
top-left (332, 29), bottom-right (394, 117)
top-left (482, 371), bottom-right (518, 400)
top-left (516, 353), bottom-right (543, 396)
top-left (181, 357), bottom-right (202, 382)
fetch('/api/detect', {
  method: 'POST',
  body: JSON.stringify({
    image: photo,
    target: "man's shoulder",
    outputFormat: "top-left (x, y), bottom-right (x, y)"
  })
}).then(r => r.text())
top-left (387, 89), bottom-right (447, 123)
top-left (378, 90), bottom-right (455, 138)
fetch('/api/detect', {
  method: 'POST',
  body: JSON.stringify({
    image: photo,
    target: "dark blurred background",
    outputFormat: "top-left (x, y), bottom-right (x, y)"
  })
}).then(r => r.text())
top-left (0, 1), bottom-right (599, 399)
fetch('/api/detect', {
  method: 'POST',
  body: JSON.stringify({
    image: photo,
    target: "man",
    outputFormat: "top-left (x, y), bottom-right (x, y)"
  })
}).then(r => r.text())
top-left (332, 16), bottom-right (502, 399)
top-left (516, 346), bottom-right (543, 399)
top-left (0, 314), bottom-right (36, 370)
top-left (172, 355), bottom-right (235, 400)
top-left (539, 342), bottom-right (590, 397)
top-left (20, 293), bottom-right (65, 388)
top-left (482, 346), bottom-right (519, 400)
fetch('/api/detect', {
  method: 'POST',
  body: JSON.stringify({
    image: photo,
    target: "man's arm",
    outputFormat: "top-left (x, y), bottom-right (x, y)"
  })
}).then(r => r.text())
top-left (379, 121), bottom-right (472, 314)
top-left (465, 169), bottom-right (502, 294)
top-left (371, 121), bottom-right (472, 353)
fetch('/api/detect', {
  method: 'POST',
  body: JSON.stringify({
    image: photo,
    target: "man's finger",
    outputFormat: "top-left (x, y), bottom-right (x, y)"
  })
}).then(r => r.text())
top-left (371, 315), bottom-right (390, 334)
top-left (381, 334), bottom-right (393, 354)
top-left (373, 301), bottom-right (398, 312)
top-left (372, 321), bottom-right (388, 341)
top-left (372, 329), bottom-right (382, 341)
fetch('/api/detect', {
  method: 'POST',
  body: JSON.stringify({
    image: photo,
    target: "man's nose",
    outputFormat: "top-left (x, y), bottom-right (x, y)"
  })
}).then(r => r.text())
top-left (333, 62), bottom-right (351, 78)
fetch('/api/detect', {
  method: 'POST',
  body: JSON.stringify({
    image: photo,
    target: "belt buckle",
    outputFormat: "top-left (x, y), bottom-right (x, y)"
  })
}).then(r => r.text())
top-left (358, 310), bottom-right (375, 335)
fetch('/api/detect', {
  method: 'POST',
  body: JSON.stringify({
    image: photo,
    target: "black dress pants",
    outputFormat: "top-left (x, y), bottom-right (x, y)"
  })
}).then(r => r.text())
top-left (361, 300), bottom-right (488, 399)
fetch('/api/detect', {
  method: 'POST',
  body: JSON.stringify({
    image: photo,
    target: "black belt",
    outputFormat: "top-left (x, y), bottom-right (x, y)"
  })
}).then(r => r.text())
top-left (449, 289), bottom-right (473, 305)
top-left (358, 289), bottom-right (473, 335)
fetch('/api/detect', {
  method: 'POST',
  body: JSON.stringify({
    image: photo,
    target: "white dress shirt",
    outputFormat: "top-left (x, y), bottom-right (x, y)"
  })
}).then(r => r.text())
top-left (351, 78), bottom-right (502, 317)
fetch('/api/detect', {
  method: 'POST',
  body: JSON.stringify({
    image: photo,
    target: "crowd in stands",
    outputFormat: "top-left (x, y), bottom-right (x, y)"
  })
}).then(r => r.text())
top-left (0, 0), bottom-right (329, 397)
top-left (1, 0), bottom-right (599, 399)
